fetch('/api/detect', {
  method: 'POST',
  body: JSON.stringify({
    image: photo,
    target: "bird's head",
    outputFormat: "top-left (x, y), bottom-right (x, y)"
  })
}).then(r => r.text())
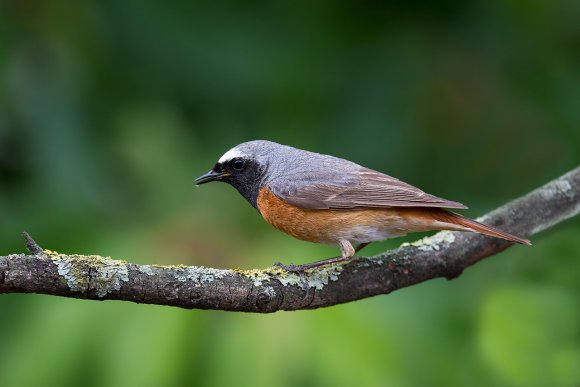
top-left (194, 140), bottom-right (281, 207)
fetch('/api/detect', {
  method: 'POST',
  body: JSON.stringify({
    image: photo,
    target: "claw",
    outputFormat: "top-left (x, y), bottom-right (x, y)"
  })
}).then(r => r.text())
top-left (272, 256), bottom-right (351, 293)
top-left (272, 262), bottom-right (309, 290)
top-left (273, 262), bottom-right (303, 273)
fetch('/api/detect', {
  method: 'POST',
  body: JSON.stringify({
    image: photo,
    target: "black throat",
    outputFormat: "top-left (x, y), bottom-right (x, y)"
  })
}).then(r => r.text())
top-left (227, 179), bottom-right (260, 209)
top-left (222, 161), bottom-right (265, 209)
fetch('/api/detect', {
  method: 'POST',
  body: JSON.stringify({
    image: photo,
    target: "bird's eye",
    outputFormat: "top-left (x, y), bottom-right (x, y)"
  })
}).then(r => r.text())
top-left (231, 158), bottom-right (245, 171)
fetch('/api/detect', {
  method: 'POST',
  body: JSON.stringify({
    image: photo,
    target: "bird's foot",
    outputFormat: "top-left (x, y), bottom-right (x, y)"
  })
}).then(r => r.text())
top-left (273, 262), bottom-right (309, 273)
top-left (273, 256), bottom-right (351, 293)
top-left (273, 256), bottom-right (351, 273)
top-left (272, 262), bottom-right (310, 290)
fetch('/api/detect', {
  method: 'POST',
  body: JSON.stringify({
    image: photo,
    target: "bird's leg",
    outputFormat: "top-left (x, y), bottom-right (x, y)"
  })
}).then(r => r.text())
top-left (354, 242), bottom-right (370, 254)
top-left (339, 238), bottom-right (355, 258)
top-left (273, 239), bottom-right (355, 274)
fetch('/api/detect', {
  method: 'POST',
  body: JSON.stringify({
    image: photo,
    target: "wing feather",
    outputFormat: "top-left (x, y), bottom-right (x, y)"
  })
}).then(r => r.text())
top-left (270, 167), bottom-right (467, 210)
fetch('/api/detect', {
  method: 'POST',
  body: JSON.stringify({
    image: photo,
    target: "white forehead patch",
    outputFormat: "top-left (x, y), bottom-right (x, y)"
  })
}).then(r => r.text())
top-left (218, 148), bottom-right (246, 163)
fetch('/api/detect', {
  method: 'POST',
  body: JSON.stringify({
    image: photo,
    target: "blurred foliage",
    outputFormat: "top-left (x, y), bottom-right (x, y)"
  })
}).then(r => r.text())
top-left (1, 0), bottom-right (579, 386)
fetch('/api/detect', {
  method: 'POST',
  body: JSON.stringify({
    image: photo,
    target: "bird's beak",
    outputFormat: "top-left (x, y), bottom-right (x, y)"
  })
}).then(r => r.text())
top-left (194, 170), bottom-right (225, 185)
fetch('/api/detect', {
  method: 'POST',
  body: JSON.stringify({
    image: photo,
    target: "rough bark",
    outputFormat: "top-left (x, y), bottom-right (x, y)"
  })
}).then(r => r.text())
top-left (1, 167), bottom-right (579, 313)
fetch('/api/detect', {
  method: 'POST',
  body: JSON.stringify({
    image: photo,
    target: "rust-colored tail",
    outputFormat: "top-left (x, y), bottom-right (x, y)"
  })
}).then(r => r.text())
top-left (433, 210), bottom-right (531, 245)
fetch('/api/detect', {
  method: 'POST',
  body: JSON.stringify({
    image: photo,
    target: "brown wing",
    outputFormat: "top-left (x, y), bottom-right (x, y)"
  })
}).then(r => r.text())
top-left (273, 168), bottom-right (467, 210)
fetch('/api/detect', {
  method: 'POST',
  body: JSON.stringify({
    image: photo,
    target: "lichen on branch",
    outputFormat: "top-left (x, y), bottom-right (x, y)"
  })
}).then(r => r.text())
top-left (1, 166), bottom-right (579, 313)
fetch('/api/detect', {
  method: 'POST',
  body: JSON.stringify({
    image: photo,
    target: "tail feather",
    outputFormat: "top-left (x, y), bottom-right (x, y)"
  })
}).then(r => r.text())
top-left (433, 210), bottom-right (531, 245)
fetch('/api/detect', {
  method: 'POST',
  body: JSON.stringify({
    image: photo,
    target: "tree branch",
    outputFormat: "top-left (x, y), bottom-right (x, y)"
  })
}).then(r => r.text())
top-left (1, 167), bottom-right (579, 313)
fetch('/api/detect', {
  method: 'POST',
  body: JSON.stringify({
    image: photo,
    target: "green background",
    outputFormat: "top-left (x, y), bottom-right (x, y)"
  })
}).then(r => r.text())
top-left (1, 1), bottom-right (579, 386)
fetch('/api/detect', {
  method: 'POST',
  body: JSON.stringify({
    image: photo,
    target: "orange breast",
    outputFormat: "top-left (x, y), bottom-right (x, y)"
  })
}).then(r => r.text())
top-left (256, 186), bottom-right (440, 244)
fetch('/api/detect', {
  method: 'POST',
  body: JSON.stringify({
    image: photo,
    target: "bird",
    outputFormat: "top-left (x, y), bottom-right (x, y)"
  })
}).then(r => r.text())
top-left (195, 140), bottom-right (530, 272)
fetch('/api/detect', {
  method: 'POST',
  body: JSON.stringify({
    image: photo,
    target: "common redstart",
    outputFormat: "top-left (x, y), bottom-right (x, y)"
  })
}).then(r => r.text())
top-left (195, 140), bottom-right (530, 272)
